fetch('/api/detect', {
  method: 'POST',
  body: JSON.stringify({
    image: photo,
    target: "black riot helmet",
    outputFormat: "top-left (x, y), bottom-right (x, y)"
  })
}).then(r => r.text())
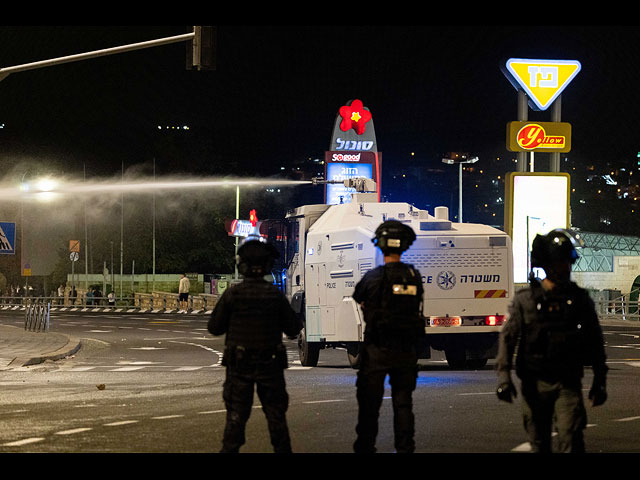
top-left (530, 228), bottom-right (584, 269)
top-left (372, 220), bottom-right (416, 255)
top-left (237, 236), bottom-right (280, 277)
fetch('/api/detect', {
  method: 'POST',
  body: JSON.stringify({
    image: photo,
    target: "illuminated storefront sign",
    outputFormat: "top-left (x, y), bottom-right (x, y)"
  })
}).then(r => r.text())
top-left (228, 218), bottom-right (262, 237)
top-left (324, 150), bottom-right (380, 204)
top-left (325, 161), bottom-right (373, 205)
top-left (503, 58), bottom-right (581, 111)
top-left (326, 99), bottom-right (381, 204)
top-left (504, 172), bottom-right (571, 283)
top-left (329, 99), bottom-right (378, 153)
top-left (506, 121), bottom-right (572, 152)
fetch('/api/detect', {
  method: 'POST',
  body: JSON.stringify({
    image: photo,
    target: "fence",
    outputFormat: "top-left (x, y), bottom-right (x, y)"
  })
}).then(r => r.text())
top-left (593, 288), bottom-right (640, 322)
top-left (1, 292), bottom-right (219, 314)
top-left (24, 298), bottom-right (50, 332)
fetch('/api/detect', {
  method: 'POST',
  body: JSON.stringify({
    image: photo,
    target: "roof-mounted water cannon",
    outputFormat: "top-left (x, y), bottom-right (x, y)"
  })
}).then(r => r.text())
top-left (310, 176), bottom-right (377, 193)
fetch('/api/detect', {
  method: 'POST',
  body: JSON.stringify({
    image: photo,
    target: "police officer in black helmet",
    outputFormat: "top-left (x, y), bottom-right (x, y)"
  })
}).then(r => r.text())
top-left (352, 220), bottom-right (425, 453)
top-left (208, 236), bottom-right (302, 453)
top-left (496, 228), bottom-right (608, 453)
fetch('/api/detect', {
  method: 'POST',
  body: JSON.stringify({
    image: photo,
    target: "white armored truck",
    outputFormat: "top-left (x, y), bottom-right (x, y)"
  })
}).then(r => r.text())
top-left (284, 178), bottom-right (514, 369)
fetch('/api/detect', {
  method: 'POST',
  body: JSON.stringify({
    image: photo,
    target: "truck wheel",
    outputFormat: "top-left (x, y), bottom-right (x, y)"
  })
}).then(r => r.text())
top-left (298, 327), bottom-right (320, 367)
top-left (445, 348), bottom-right (467, 369)
top-left (346, 344), bottom-right (362, 369)
top-left (466, 358), bottom-right (488, 369)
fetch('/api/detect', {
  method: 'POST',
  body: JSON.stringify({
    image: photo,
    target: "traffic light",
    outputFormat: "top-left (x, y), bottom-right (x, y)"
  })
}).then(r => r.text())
top-left (187, 26), bottom-right (215, 71)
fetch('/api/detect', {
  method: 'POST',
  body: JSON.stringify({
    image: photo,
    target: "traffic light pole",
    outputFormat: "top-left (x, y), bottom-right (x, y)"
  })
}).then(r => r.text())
top-left (0, 29), bottom-right (199, 81)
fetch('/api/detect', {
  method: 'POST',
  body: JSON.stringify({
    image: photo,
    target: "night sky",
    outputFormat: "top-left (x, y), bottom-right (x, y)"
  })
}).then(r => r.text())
top-left (1, 24), bottom-right (640, 232)
top-left (2, 25), bottom-right (639, 175)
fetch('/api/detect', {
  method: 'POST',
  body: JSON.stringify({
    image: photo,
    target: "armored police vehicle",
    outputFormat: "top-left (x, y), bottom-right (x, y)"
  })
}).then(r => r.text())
top-left (283, 178), bottom-right (514, 369)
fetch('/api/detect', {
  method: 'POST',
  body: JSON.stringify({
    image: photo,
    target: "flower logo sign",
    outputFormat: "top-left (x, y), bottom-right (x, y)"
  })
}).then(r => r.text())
top-left (338, 99), bottom-right (372, 135)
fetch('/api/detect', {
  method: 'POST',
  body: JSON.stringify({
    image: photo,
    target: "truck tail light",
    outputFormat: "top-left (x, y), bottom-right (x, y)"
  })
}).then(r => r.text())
top-left (485, 315), bottom-right (505, 326)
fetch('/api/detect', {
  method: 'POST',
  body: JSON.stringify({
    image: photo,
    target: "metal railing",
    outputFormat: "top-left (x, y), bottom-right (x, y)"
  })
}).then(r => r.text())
top-left (24, 298), bottom-right (50, 332)
top-left (1, 292), bottom-right (219, 313)
top-left (594, 288), bottom-right (640, 322)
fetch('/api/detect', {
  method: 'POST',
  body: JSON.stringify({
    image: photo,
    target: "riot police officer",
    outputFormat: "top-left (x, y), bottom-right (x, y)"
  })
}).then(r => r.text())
top-left (208, 236), bottom-right (302, 453)
top-left (352, 220), bottom-right (425, 453)
top-left (496, 228), bottom-right (608, 453)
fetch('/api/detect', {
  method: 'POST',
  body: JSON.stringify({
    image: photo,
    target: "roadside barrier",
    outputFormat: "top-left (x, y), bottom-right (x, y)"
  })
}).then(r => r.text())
top-left (24, 299), bottom-right (50, 332)
top-left (1, 292), bottom-right (220, 315)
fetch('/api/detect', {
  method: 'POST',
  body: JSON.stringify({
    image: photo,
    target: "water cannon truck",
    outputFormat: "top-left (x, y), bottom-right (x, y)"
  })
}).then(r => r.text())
top-left (283, 178), bottom-right (514, 369)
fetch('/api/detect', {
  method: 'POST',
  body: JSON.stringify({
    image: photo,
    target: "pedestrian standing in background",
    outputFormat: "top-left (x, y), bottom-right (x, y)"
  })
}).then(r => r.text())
top-left (179, 273), bottom-right (190, 312)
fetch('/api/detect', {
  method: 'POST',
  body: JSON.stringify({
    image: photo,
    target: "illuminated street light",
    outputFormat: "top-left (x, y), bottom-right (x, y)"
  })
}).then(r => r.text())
top-left (442, 154), bottom-right (479, 223)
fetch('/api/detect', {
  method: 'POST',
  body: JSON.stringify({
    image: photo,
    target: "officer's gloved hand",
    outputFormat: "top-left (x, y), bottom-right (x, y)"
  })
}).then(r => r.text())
top-left (589, 376), bottom-right (607, 407)
top-left (496, 381), bottom-right (517, 403)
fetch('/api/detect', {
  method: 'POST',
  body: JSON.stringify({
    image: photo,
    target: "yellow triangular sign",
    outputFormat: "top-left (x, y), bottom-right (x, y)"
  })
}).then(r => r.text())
top-left (505, 58), bottom-right (581, 111)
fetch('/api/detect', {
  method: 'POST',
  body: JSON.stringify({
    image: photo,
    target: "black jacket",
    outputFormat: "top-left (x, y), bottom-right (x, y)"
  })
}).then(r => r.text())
top-left (208, 277), bottom-right (301, 350)
top-left (353, 262), bottom-right (425, 350)
top-left (496, 280), bottom-right (607, 384)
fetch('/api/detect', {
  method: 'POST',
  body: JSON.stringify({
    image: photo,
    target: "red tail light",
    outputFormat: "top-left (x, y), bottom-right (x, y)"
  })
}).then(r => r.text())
top-left (485, 315), bottom-right (505, 326)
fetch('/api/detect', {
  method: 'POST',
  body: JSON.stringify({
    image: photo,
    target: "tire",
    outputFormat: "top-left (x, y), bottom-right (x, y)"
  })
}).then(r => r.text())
top-left (465, 358), bottom-right (488, 369)
top-left (298, 326), bottom-right (320, 367)
top-left (445, 348), bottom-right (467, 369)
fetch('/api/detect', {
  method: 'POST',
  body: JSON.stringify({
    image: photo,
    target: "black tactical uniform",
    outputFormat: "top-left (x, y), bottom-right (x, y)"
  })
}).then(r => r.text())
top-left (208, 238), bottom-right (302, 453)
top-left (496, 229), bottom-right (608, 453)
top-left (352, 220), bottom-right (425, 453)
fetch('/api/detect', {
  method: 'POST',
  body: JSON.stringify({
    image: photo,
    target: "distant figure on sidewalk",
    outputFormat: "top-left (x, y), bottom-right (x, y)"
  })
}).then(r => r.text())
top-left (179, 274), bottom-right (190, 312)
top-left (57, 284), bottom-right (65, 305)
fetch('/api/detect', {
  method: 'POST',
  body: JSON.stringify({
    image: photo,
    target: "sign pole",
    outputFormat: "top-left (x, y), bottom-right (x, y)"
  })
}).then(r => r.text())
top-left (550, 95), bottom-right (562, 172)
top-left (517, 90), bottom-right (528, 172)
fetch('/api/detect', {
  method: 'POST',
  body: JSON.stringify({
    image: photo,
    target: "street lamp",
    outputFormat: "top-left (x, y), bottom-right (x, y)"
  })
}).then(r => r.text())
top-left (442, 154), bottom-right (479, 223)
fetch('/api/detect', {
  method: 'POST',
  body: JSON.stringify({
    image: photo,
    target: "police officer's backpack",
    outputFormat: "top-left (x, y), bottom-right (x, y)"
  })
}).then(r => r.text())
top-left (369, 263), bottom-right (425, 347)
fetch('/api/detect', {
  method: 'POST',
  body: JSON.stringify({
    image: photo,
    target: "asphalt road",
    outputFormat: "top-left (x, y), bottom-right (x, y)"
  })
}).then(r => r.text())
top-left (0, 311), bottom-right (639, 453)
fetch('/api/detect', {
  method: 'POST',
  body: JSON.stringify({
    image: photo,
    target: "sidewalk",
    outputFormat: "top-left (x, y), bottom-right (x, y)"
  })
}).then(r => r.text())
top-left (0, 324), bottom-right (81, 368)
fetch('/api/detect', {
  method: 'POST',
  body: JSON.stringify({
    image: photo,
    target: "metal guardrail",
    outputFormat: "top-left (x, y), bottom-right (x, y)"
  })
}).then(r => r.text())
top-left (594, 288), bottom-right (640, 322)
top-left (24, 299), bottom-right (50, 332)
top-left (0, 292), bottom-right (219, 314)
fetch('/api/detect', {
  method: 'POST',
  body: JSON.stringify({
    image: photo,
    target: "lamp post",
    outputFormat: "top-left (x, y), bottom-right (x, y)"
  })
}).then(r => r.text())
top-left (442, 154), bottom-right (479, 223)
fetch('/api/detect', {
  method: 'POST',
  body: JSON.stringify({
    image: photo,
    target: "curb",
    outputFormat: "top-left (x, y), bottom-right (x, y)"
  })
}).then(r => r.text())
top-left (14, 337), bottom-right (83, 367)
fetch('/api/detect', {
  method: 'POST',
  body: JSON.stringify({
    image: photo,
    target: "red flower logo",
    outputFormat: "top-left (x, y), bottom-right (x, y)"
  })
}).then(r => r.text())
top-left (338, 99), bottom-right (372, 135)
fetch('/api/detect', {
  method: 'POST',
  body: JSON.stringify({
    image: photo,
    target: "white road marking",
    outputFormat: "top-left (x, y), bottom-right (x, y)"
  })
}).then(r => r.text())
top-left (104, 420), bottom-right (140, 426)
top-left (2, 437), bottom-right (45, 446)
top-left (303, 399), bottom-right (347, 404)
top-left (152, 415), bottom-right (184, 420)
top-left (55, 427), bottom-right (92, 435)
top-left (117, 361), bottom-right (163, 365)
top-left (614, 416), bottom-right (640, 422)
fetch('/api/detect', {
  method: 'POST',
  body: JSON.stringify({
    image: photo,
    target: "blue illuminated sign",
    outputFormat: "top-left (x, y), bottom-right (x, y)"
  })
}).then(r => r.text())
top-left (0, 222), bottom-right (16, 255)
top-left (326, 163), bottom-right (373, 205)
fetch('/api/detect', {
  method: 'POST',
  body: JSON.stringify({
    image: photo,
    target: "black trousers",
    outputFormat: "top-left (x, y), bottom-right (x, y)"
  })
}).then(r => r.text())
top-left (354, 343), bottom-right (418, 453)
top-left (520, 376), bottom-right (587, 453)
top-left (221, 362), bottom-right (291, 453)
